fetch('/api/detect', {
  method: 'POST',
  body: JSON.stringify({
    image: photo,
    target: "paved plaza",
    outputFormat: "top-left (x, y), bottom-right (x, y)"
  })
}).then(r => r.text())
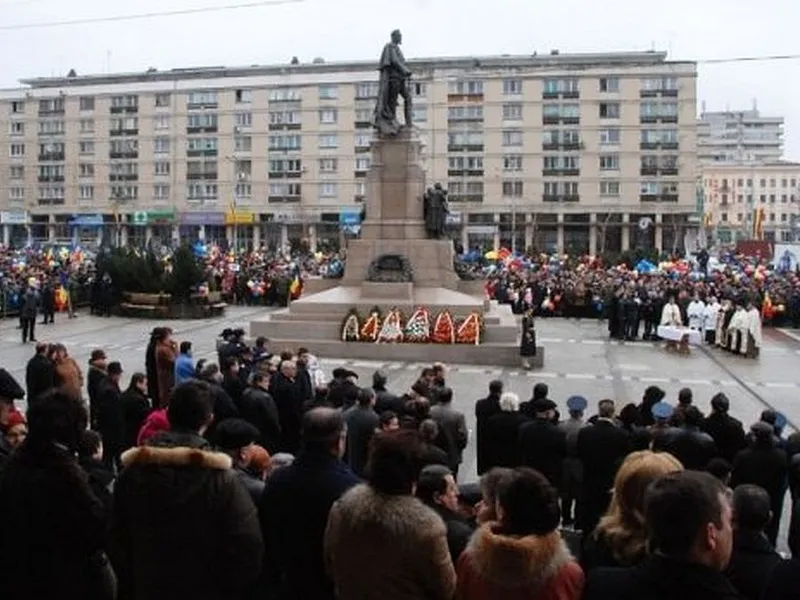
top-left (2, 305), bottom-right (798, 547)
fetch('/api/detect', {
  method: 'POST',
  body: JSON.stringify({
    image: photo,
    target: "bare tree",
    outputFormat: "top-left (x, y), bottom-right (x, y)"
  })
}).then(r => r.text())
top-left (597, 212), bottom-right (613, 255)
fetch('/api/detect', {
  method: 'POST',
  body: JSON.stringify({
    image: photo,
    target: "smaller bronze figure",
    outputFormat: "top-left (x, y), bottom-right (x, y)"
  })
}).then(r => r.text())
top-left (423, 183), bottom-right (449, 239)
top-left (373, 29), bottom-right (413, 137)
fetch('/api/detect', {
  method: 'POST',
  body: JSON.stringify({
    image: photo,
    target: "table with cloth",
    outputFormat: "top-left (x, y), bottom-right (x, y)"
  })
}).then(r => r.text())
top-left (657, 326), bottom-right (702, 355)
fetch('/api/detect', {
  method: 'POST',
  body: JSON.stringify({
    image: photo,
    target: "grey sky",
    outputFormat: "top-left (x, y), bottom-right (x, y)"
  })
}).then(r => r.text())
top-left (1, 0), bottom-right (798, 157)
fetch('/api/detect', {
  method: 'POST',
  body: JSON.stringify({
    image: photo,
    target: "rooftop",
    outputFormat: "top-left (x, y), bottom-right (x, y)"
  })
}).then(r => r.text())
top-left (18, 50), bottom-right (688, 89)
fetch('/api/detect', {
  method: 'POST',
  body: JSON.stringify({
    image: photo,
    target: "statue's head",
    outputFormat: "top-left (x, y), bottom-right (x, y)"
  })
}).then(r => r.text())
top-left (391, 29), bottom-right (402, 44)
top-left (434, 182), bottom-right (443, 190)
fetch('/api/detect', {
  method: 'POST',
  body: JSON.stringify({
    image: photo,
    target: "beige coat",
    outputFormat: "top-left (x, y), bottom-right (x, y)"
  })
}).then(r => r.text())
top-left (324, 483), bottom-right (456, 600)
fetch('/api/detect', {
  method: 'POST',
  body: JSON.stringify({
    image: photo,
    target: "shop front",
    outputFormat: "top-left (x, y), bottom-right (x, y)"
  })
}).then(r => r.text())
top-left (0, 211), bottom-right (29, 246)
top-left (180, 212), bottom-right (225, 243)
top-left (339, 208), bottom-right (362, 248)
top-left (225, 211), bottom-right (255, 249)
top-left (70, 214), bottom-right (104, 246)
top-left (147, 209), bottom-right (177, 244)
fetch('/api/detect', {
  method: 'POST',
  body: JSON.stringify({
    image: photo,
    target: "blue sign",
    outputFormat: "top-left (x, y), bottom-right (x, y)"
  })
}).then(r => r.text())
top-left (70, 214), bottom-right (104, 227)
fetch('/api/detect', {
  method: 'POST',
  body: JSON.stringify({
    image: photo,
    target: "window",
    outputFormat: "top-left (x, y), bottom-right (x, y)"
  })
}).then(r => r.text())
top-left (79, 185), bottom-right (94, 200)
top-left (186, 160), bottom-right (217, 177)
top-left (79, 141), bottom-right (94, 155)
top-left (110, 185), bottom-right (138, 200)
top-left (9, 122), bottom-right (23, 136)
top-left (600, 180), bottom-right (620, 196)
top-left (37, 186), bottom-right (65, 203)
top-left (268, 182), bottom-right (302, 197)
top-left (640, 181), bottom-right (660, 195)
top-left (186, 137), bottom-right (217, 153)
top-left (111, 95), bottom-right (138, 109)
top-left (234, 112), bottom-right (252, 128)
top-left (502, 130), bottom-right (523, 147)
top-left (642, 77), bottom-right (678, 91)
top-left (503, 78), bottom-right (523, 95)
top-left (503, 155), bottom-right (523, 172)
top-left (721, 213), bottom-right (728, 223)
top-left (599, 154), bottom-right (619, 170)
top-left (599, 102), bottom-right (620, 118)
top-left (448, 79), bottom-right (484, 95)
top-left (782, 213), bottom-right (788, 223)
top-left (234, 135), bottom-right (252, 152)
top-left (747, 179), bottom-right (753, 187)
top-left (109, 162), bottom-right (138, 177)
top-left (599, 128), bottom-right (620, 145)
top-left (319, 158), bottom-right (338, 173)
top-left (269, 109), bottom-right (301, 125)
top-left (770, 194), bottom-right (776, 203)
top-left (234, 160), bottom-right (251, 178)
top-left (355, 82), bottom-right (380, 99)
top-left (355, 133), bottom-right (372, 147)
top-left (10, 143), bottom-right (25, 157)
top-left (782, 179), bottom-right (788, 188)
top-left (154, 161), bottom-right (170, 176)
top-left (154, 137), bottom-right (170, 154)
top-left (448, 105), bottom-right (484, 121)
top-left (502, 181), bottom-right (523, 197)
top-left (187, 114), bottom-right (218, 129)
top-left (543, 78), bottom-right (579, 94)
top-left (268, 135), bottom-right (301, 150)
top-left (770, 178), bottom-right (776, 187)
top-left (187, 91), bottom-right (218, 107)
top-left (79, 163), bottom-right (94, 177)
top-left (268, 87), bottom-right (301, 101)
top-left (110, 117), bottom-right (138, 132)
top-left (448, 156), bottom-right (483, 171)
top-left (235, 89), bottom-right (253, 104)
top-left (412, 82), bottom-right (427, 97)
top-left (38, 120), bottom-right (65, 135)
top-left (235, 183), bottom-right (251, 198)
top-left (760, 179), bottom-right (766, 188)
top-left (355, 108), bottom-right (372, 123)
top-left (792, 179), bottom-right (797, 188)
top-left (782, 194), bottom-right (788, 203)
top-left (355, 156), bottom-right (371, 171)
top-left (155, 93), bottom-right (170, 108)
top-left (38, 98), bottom-right (64, 114)
top-left (318, 85), bottom-right (338, 100)
top-left (318, 134), bottom-right (338, 149)
top-left (760, 194), bottom-right (766, 203)
top-left (9, 187), bottom-right (24, 200)
top-left (412, 106), bottom-right (427, 123)
top-left (319, 109), bottom-right (338, 124)
top-left (320, 182), bottom-right (338, 198)
top-left (599, 77), bottom-right (619, 92)
top-left (154, 115), bottom-right (170, 130)
top-left (79, 96), bottom-right (95, 111)
top-left (10, 101), bottom-right (24, 114)
top-left (154, 184), bottom-right (170, 199)
top-left (79, 119), bottom-right (94, 133)
top-left (268, 159), bottom-right (301, 175)
top-left (9, 165), bottom-right (23, 179)
top-left (502, 103), bottom-right (523, 121)
top-left (187, 183), bottom-right (218, 201)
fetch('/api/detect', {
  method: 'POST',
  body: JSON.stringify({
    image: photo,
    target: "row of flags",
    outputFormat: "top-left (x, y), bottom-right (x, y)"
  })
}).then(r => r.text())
top-left (703, 206), bottom-right (767, 241)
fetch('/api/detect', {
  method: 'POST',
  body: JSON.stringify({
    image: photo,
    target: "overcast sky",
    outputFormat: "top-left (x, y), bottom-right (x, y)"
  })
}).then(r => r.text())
top-left (1, 0), bottom-right (798, 157)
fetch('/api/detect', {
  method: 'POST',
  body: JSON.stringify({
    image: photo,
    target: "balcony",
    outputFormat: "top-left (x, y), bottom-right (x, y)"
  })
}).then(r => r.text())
top-left (186, 125), bottom-right (218, 135)
top-left (38, 152), bottom-right (65, 161)
top-left (447, 169), bottom-right (484, 178)
top-left (563, 194), bottom-right (580, 202)
top-left (109, 174), bottom-right (139, 182)
top-left (448, 116), bottom-right (484, 124)
top-left (543, 194), bottom-right (560, 202)
top-left (662, 142), bottom-right (679, 150)
top-left (562, 141), bottom-right (582, 151)
top-left (110, 128), bottom-right (139, 137)
top-left (187, 101), bottom-right (217, 111)
top-left (447, 144), bottom-right (484, 153)
top-left (268, 195), bottom-right (301, 204)
top-left (449, 194), bottom-right (483, 203)
top-left (640, 194), bottom-right (678, 203)
top-left (186, 172), bottom-right (217, 181)
top-left (640, 142), bottom-right (660, 150)
top-left (187, 148), bottom-right (218, 158)
top-left (640, 194), bottom-right (659, 202)
top-left (661, 167), bottom-right (679, 176)
top-left (542, 168), bottom-right (580, 177)
top-left (354, 119), bottom-right (372, 129)
top-left (661, 193), bottom-right (679, 202)
top-left (354, 170), bottom-right (368, 178)
top-left (640, 116), bottom-right (659, 124)
top-left (542, 91), bottom-right (559, 100)
top-left (640, 90), bottom-right (659, 98)
top-left (37, 175), bottom-right (65, 183)
top-left (542, 142), bottom-right (559, 151)
top-left (660, 115), bottom-right (679, 124)
top-left (661, 89), bottom-right (679, 97)
top-left (38, 107), bottom-right (64, 117)
top-left (640, 166), bottom-right (659, 176)
top-left (109, 151), bottom-right (138, 159)
top-left (110, 104), bottom-right (138, 114)
top-left (268, 123), bottom-right (302, 131)
top-left (354, 194), bottom-right (365, 203)
top-left (542, 115), bottom-right (560, 125)
top-left (562, 91), bottom-right (580, 99)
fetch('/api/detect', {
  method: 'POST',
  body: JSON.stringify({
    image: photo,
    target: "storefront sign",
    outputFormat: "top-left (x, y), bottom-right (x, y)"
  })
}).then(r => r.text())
top-left (0, 211), bottom-right (28, 225)
top-left (70, 214), bottom-right (104, 227)
top-left (339, 209), bottom-right (362, 226)
top-left (132, 211), bottom-right (148, 226)
top-left (147, 209), bottom-right (176, 225)
top-left (225, 211), bottom-right (255, 225)
top-left (466, 225), bottom-right (496, 235)
top-left (181, 212), bottom-right (225, 226)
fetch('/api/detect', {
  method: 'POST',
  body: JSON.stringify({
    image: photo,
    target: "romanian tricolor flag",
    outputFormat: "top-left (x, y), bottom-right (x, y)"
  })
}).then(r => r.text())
top-left (753, 206), bottom-right (766, 240)
top-left (289, 275), bottom-right (303, 301)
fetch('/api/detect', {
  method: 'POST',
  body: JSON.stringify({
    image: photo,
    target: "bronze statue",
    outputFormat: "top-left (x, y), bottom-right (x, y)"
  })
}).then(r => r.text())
top-left (423, 183), bottom-right (449, 239)
top-left (373, 29), bottom-right (412, 136)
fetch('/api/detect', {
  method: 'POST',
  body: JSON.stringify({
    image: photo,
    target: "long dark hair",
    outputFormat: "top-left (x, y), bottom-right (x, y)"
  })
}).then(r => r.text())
top-left (25, 388), bottom-right (88, 453)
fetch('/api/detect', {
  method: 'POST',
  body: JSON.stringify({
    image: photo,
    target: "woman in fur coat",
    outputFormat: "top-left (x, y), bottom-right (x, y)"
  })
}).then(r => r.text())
top-left (456, 467), bottom-right (584, 600)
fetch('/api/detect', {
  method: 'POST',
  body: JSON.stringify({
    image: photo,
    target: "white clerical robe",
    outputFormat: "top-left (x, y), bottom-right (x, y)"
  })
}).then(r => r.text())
top-left (704, 302), bottom-right (720, 333)
top-left (660, 303), bottom-right (682, 326)
top-left (687, 300), bottom-right (705, 330)
top-left (728, 308), bottom-right (747, 352)
top-left (747, 307), bottom-right (763, 349)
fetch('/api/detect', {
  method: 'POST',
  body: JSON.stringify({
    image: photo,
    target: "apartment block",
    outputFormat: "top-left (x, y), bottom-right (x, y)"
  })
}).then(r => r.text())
top-left (0, 50), bottom-right (698, 253)
top-left (701, 163), bottom-right (800, 243)
top-left (698, 107), bottom-right (784, 165)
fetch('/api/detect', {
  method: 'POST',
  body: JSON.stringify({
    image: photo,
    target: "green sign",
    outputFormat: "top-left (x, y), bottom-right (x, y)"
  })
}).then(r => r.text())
top-left (147, 209), bottom-right (176, 225)
top-left (133, 211), bottom-right (148, 226)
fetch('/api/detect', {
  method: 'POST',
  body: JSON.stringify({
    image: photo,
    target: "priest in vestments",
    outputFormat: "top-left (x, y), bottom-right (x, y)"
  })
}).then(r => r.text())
top-left (687, 295), bottom-right (705, 331)
top-left (745, 300), bottom-right (763, 359)
top-left (727, 303), bottom-right (748, 354)
top-left (704, 296), bottom-right (720, 345)
top-left (717, 299), bottom-right (734, 349)
top-left (660, 296), bottom-right (683, 327)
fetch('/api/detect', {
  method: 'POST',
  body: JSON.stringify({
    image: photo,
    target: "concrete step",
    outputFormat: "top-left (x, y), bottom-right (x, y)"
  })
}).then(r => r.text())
top-left (268, 310), bottom-right (503, 326)
top-left (254, 337), bottom-right (545, 368)
top-left (289, 299), bottom-right (485, 316)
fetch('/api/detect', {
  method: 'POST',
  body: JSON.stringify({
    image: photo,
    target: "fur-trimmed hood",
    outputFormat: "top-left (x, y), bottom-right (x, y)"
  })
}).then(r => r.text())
top-left (121, 445), bottom-right (232, 470)
top-left (333, 483), bottom-right (446, 538)
top-left (465, 523), bottom-right (573, 588)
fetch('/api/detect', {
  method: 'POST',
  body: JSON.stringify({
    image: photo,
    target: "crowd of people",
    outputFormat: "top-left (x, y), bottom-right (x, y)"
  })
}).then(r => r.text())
top-left (0, 323), bottom-right (797, 600)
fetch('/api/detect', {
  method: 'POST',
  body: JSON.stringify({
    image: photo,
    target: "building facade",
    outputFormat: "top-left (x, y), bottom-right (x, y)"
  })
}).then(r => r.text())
top-left (701, 162), bottom-right (800, 243)
top-left (0, 50), bottom-right (698, 253)
top-left (697, 108), bottom-right (784, 165)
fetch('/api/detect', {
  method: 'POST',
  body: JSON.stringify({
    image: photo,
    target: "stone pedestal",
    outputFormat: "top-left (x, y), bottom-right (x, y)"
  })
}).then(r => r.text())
top-left (250, 127), bottom-right (544, 369)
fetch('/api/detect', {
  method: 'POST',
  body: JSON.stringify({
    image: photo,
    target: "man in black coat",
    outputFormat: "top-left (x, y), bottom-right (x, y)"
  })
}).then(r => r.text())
top-left (660, 405), bottom-right (718, 471)
top-left (577, 399), bottom-right (631, 533)
top-left (518, 398), bottom-right (567, 491)
top-left (25, 341), bottom-right (54, 405)
top-left (731, 422), bottom-right (788, 546)
top-left (430, 387), bottom-right (468, 477)
top-left (725, 485), bottom-right (782, 600)
top-left (258, 408), bottom-right (360, 600)
top-left (761, 559), bottom-right (800, 600)
top-left (372, 370), bottom-right (403, 415)
top-left (96, 361), bottom-right (125, 471)
top-left (584, 471), bottom-right (743, 600)
top-left (484, 392), bottom-right (530, 469)
top-left (326, 368), bottom-right (360, 410)
top-left (703, 393), bottom-right (747, 463)
top-left (240, 373), bottom-right (281, 453)
top-left (475, 380), bottom-right (503, 475)
top-left (416, 464), bottom-right (475, 564)
top-left (86, 348), bottom-right (108, 430)
top-left (269, 360), bottom-right (305, 454)
top-left (342, 388), bottom-right (379, 477)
